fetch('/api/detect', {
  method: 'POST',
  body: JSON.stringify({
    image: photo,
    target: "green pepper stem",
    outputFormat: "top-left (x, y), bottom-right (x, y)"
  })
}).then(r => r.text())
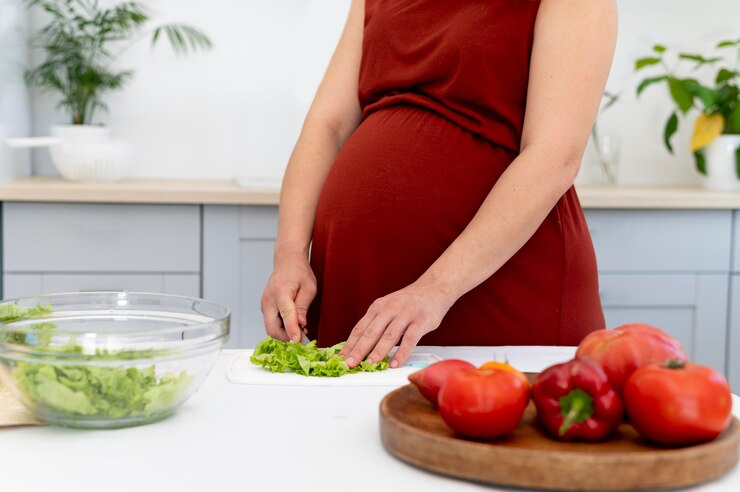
top-left (663, 359), bottom-right (686, 370)
top-left (558, 388), bottom-right (595, 436)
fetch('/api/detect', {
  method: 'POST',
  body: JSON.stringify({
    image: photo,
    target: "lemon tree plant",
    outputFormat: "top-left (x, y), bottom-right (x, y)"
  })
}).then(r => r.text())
top-left (635, 40), bottom-right (740, 176)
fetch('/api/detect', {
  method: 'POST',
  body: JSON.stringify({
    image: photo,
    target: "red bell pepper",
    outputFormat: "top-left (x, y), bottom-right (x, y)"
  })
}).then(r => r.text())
top-left (532, 358), bottom-right (623, 441)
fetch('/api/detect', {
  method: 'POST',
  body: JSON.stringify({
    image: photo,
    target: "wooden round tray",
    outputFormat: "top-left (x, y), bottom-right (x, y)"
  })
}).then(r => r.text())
top-left (380, 384), bottom-right (740, 491)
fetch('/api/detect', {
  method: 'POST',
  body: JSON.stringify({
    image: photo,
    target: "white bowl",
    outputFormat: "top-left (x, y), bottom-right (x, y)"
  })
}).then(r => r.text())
top-left (49, 140), bottom-right (132, 183)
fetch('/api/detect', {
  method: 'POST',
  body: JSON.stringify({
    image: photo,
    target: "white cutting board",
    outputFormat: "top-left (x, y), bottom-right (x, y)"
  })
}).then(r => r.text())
top-left (227, 350), bottom-right (442, 387)
top-left (226, 346), bottom-right (577, 387)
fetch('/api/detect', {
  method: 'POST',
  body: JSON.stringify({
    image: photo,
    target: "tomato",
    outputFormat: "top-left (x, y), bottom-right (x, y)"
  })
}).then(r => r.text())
top-left (576, 323), bottom-right (687, 393)
top-left (479, 361), bottom-right (530, 387)
top-left (437, 368), bottom-right (530, 439)
top-left (408, 359), bottom-right (475, 406)
top-left (623, 361), bottom-right (732, 445)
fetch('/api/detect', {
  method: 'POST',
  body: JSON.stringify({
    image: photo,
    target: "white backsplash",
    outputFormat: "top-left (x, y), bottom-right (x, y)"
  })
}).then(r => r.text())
top-left (0, 0), bottom-right (31, 182)
top-left (17, 0), bottom-right (740, 185)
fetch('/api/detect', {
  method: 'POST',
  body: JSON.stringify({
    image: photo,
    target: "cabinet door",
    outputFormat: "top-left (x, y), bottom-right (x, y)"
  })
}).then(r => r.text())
top-left (585, 210), bottom-right (732, 272)
top-left (238, 240), bottom-right (276, 347)
top-left (3, 202), bottom-right (200, 273)
top-left (3, 273), bottom-right (200, 299)
top-left (203, 205), bottom-right (278, 348)
top-left (600, 273), bottom-right (728, 375)
top-left (727, 276), bottom-right (740, 391)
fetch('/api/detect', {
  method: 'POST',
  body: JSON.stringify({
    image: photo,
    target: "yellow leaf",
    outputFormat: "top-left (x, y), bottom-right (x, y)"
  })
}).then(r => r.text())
top-left (690, 113), bottom-right (725, 151)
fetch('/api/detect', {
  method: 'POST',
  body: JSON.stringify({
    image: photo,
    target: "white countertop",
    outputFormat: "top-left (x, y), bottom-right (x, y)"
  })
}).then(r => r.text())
top-left (2, 177), bottom-right (740, 209)
top-left (1, 347), bottom-right (739, 492)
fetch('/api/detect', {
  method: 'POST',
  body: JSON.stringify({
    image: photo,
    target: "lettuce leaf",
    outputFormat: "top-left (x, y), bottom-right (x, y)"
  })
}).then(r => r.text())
top-left (0, 302), bottom-right (54, 345)
top-left (14, 359), bottom-right (192, 419)
top-left (249, 337), bottom-right (389, 377)
top-left (2, 302), bottom-right (193, 419)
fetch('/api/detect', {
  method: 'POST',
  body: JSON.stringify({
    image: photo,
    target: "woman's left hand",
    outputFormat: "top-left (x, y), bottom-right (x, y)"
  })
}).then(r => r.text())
top-left (339, 282), bottom-right (454, 369)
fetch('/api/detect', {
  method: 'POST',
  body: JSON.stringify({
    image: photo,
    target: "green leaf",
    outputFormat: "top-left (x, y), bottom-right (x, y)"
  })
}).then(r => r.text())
top-left (717, 68), bottom-right (736, 85)
top-left (653, 44), bottom-right (667, 53)
top-left (694, 150), bottom-right (707, 176)
top-left (153, 24), bottom-right (212, 56)
top-left (730, 104), bottom-right (740, 134)
top-left (636, 75), bottom-right (667, 97)
top-left (717, 40), bottom-right (738, 49)
top-left (664, 112), bottom-right (679, 154)
top-left (668, 78), bottom-right (694, 114)
top-left (679, 53), bottom-right (722, 65)
top-left (635, 57), bottom-right (662, 70)
top-left (682, 79), bottom-right (717, 109)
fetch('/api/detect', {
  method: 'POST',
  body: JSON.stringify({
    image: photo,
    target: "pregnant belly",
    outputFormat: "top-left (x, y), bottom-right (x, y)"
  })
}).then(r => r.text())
top-left (315, 104), bottom-right (516, 238)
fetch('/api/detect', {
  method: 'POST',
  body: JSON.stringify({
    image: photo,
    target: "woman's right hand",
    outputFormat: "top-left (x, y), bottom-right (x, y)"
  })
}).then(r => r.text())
top-left (260, 256), bottom-right (317, 343)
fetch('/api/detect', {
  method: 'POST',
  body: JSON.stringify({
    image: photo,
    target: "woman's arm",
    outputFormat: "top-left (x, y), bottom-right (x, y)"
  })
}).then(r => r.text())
top-left (261, 0), bottom-right (364, 342)
top-left (340, 0), bottom-right (618, 367)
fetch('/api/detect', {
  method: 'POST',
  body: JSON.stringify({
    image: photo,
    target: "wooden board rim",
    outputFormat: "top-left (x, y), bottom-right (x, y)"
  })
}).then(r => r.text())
top-left (380, 384), bottom-right (740, 491)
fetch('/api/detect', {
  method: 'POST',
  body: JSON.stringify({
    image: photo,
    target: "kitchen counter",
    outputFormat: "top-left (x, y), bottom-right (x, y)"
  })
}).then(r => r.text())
top-left (2, 177), bottom-right (740, 208)
top-left (0, 177), bottom-right (280, 205)
top-left (1, 347), bottom-right (739, 492)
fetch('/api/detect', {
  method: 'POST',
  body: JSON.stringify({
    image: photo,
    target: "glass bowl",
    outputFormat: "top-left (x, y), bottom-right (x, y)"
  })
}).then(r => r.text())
top-left (0, 292), bottom-right (229, 429)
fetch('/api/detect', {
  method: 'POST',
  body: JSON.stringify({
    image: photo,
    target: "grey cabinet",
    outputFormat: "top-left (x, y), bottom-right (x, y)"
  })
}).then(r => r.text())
top-left (2, 202), bottom-right (201, 298)
top-left (726, 276), bottom-right (740, 390)
top-left (3, 273), bottom-right (200, 298)
top-left (599, 273), bottom-right (728, 373)
top-left (726, 212), bottom-right (740, 389)
top-left (586, 209), bottom-right (732, 272)
top-left (203, 205), bottom-right (277, 348)
top-left (585, 210), bottom-right (732, 379)
top-left (3, 200), bottom-right (738, 389)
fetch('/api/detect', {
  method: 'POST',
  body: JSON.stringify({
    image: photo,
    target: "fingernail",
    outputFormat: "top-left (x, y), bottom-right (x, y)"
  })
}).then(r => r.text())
top-left (291, 335), bottom-right (299, 342)
top-left (390, 359), bottom-right (399, 368)
top-left (346, 357), bottom-right (355, 366)
top-left (365, 357), bottom-right (373, 364)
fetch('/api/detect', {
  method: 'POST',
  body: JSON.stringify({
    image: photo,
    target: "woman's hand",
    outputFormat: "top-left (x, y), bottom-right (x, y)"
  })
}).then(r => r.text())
top-left (261, 256), bottom-right (317, 343)
top-left (339, 282), bottom-right (454, 369)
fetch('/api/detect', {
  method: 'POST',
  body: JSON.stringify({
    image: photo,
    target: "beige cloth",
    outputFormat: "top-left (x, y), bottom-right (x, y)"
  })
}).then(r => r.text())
top-left (0, 382), bottom-right (42, 427)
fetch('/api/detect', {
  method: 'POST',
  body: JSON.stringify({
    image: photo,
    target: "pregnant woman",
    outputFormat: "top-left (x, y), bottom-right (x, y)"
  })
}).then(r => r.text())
top-left (261, 0), bottom-right (617, 368)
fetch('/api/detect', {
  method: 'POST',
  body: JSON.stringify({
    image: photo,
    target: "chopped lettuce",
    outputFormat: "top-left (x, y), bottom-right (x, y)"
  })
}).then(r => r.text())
top-left (250, 336), bottom-right (389, 377)
top-left (0, 302), bottom-right (54, 345)
top-left (14, 358), bottom-right (192, 419)
top-left (0, 302), bottom-right (52, 322)
top-left (1, 302), bottom-right (192, 420)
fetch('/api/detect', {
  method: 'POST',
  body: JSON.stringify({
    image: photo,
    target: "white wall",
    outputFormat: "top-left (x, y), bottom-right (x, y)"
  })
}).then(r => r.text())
top-left (0, 0), bottom-right (31, 182)
top-left (30, 0), bottom-right (349, 179)
top-left (582, 0), bottom-right (740, 185)
top-left (25, 0), bottom-right (740, 184)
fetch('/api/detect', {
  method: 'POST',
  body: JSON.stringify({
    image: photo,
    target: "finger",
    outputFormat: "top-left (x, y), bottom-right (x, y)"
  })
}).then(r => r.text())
top-left (263, 308), bottom-right (290, 342)
top-left (277, 290), bottom-right (302, 342)
top-left (339, 311), bottom-right (375, 357)
top-left (390, 325), bottom-right (424, 368)
top-left (365, 319), bottom-right (408, 365)
top-left (345, 314), bottom-right (391, 368)
top-left (294, 283), bottom-right (316, 328)
top-left (261, 298), bottom-right (289, 342)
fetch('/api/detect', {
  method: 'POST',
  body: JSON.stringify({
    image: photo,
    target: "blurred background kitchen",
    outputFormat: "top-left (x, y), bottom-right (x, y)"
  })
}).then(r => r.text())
top-left (2, 0), bottom-right (740, 388)
top-left (0, 0), bottom-right (737, 184)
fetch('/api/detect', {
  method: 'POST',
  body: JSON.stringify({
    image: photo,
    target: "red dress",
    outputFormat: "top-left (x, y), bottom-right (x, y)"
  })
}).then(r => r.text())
top-left (306, 0), bottom-right (605, 347)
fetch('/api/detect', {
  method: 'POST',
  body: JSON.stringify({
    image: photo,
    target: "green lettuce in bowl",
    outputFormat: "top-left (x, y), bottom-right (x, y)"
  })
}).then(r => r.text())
top-left (0, 292), bottom-right (229, 429)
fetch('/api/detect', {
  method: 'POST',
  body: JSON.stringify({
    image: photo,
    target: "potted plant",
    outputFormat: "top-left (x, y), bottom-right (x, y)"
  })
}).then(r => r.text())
top-left (22, 0), bottom-right (211, 181)
top-left (635, 39), bottom-right (740, 190)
